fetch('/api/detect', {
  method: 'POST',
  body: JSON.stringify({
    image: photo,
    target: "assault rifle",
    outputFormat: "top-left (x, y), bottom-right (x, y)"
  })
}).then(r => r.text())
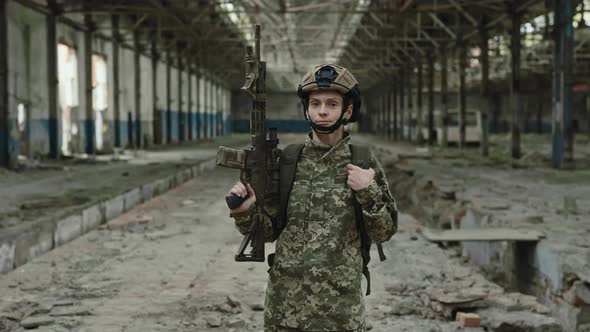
top-left (216, 25), bottom-right (280, 262)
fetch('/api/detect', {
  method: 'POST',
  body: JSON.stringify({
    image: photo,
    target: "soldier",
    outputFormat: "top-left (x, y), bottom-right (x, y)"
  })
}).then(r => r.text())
top-left (227, 64), bottom-right (397, 332)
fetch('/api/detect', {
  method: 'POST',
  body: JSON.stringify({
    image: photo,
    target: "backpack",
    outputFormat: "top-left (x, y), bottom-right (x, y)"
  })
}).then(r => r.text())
top-left (271, 143), bottom-right (390, 296)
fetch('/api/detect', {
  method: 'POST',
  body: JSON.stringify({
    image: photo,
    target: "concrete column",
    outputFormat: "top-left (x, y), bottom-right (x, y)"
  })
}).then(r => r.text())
top-left (552, 0), bottom-right (575, 167)
top-left (209, 78), bottom-right (214, 138)
top-left (458, 39), bottom-right (467, 149)
top-left (205, 78), bottom-right (209, 138)
top-left (510, 5), bottom-right (522, 158)
top-left (416, 58), bottom-right (424, 143)
top-left (47, 1), bottom-right (58, 159)
top-left (537, 92), bottom-right (544, 134)
top-left (133, 29), bottom-right (141, 148)
top-left (407, 67), bottom-right (413, 141)
top-left (564, 0), bottom-right (576, 164)
top-left (440, 46), bottom-right (448, 147)
top-left (480, 21), bottom-right (490, 156)
top-left (379, 88), bottom-right (387, 137)
top-left (177, 48), bottom-right (186, 142)
top-left (84, 15), bottom-right (94, 154)
top-left (0, 0), bottom-right (9, 168)
top-left (177, 49), bottom-right (184, 142)
top-left (387, 83), bottom-right (392, 139)
top-left (215, 81), bottom-right (219, 137)
top-left (427, 54), bottom-right (435, 146)
top-left (195, 65), bottom-right (200, 140)
top-left (393, 78), bottom-right (398, 140)
top-left (400, 70), bottom-right (405, 140)
top-left (187, 62), bottom-right (193, 141)
top-left (214, 82), bottom-right (219, 137)
top-left (204, 77), bottom-right (209, 139)
top-left (217, 83), bottom-right (222, 136)
top-left (151, 40), bottom-right (161, 145)
top-left (112, 15), bottom-right (121, 147)
top-left (166, 51), bottom-right (172, 143)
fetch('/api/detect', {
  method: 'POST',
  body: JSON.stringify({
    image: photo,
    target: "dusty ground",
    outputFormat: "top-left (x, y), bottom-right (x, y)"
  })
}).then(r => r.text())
top-left (357, 133), bottom-right (590, 332)
top-left (0, 133), bottom-right (569, 332)
top-left (0, 136), bottom-right (252, 232)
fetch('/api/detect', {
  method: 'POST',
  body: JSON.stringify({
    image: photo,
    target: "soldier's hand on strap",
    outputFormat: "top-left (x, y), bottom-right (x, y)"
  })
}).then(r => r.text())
top-left (228, 182), bottom-right (256, 214)
top-left (346, 164), bottom-right (375, 191)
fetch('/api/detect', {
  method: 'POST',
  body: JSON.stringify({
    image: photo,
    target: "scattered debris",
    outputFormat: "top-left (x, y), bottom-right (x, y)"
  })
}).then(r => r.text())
top-left (49, 306), bottom-right (91, 317)
top-left (205, 313), bottom-right (222, 328)
top-left (226, 295), bottom-right (241, 308)
top-left (524, 215), bottom-right (544, 224)
top-left (421, 227), bottom-right (545, 242)
top-left (225, 316), bottom-right (247, 328)
top-left (562, 195), bottom-right (578, 215)
top-left (20, 316), bottom-right (55, 329)
top-left (250, 303), bottom-right (264, 311)
top-left (456, 312), bottom-right (480, 328)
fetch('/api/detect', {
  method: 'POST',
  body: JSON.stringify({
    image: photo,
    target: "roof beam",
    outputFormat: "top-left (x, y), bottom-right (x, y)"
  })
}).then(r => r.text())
top-left (428, 13), bottom-right (456, 39)
top-left (448, 0), bottom-right (478, 26)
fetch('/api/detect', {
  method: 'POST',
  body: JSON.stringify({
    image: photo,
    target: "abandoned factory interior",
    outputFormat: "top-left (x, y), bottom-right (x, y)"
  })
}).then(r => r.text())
top-left (0, 0), bottom-right (589, 331)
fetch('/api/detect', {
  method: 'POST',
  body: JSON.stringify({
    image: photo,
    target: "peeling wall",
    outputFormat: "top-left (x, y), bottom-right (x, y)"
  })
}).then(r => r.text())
top-left (7, 1), bottom-right (48, 158)
top-left (2, 0), bottom-right (233, 162)
top-left (140, 54), bottom-right (153, 144)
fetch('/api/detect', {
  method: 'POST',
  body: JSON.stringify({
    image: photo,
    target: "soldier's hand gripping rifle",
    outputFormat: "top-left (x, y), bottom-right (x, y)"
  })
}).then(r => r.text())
top-left (216, 25), bottom-right (280, 262)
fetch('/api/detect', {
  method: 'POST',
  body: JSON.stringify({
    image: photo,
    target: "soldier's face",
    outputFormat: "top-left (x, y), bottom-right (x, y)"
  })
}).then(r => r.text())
top-left (307, 90), bottom-right (352, 126)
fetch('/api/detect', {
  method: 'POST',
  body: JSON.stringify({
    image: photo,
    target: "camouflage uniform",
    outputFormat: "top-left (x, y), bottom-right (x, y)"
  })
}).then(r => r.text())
top-left (232, 132), bottom-right (397, 332)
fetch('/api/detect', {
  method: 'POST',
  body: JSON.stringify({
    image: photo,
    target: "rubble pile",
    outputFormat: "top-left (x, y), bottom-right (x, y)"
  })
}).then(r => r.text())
top-left (383, 159), bottom-right (466, 230)
top-left (0, 299), bottom-right (89, 331)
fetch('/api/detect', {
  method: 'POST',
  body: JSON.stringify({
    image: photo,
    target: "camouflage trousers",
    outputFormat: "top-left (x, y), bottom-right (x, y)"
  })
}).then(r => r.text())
top-left (264, 323), bottom-right (366, 332)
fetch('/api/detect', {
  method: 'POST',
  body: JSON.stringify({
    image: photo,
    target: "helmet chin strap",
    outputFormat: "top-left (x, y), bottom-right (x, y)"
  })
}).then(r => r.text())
top-left (306, 107), bottom-right (349, 135)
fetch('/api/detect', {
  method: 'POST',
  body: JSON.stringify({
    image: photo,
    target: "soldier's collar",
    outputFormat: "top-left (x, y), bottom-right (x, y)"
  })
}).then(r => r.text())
top-left (305, 131), bottom-right (351, 160)
top-left (306, 131), bottom-right (351, 149)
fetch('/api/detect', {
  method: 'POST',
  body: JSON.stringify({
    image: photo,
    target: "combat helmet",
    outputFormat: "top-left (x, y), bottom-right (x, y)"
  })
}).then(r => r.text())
top-left (297, 64), bottom-right (362, 134)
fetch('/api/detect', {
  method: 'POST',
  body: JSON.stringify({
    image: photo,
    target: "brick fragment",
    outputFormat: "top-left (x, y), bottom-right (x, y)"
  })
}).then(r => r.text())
top-left (456, 312), bottom-right (481, 328)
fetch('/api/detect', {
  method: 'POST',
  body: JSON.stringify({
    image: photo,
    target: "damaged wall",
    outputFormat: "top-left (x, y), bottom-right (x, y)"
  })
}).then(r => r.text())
top-left (2, 0), bottom-right (233, 162)
top-left (7, 1), bottom-right (48, 158)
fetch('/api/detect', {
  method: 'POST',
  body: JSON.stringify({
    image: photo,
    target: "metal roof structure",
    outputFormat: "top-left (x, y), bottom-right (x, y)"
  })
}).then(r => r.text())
top-left (21, 0), bottom-right (588, 92)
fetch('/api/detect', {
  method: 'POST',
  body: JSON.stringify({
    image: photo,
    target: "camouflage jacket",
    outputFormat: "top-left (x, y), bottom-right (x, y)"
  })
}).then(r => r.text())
top-left (231, 132), bottom-right (397, 331)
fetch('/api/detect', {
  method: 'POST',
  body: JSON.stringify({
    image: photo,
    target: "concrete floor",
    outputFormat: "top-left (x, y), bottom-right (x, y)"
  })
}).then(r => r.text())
top-left (1, 132), bottom-right (588, 331)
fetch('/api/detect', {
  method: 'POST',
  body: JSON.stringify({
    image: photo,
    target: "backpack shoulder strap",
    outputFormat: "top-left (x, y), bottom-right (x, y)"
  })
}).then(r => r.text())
top-left (350, 144), bottom-right (371, 169)
top-left (276, 143), bottom-right (305, 240)
top-left (350, 144), bottom-right (387, 296)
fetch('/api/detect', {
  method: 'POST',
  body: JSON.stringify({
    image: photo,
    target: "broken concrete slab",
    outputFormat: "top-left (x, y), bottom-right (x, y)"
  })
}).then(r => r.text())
top-left (205, 313), bottom-right (222, 327)
top-left (477, 308), bottom-right (562, 332)
top-left (49, 306), bottom-right (91, 317)
top-left (20, 315), bottom-right (55, 329)
top-left (422, 227), bottom-right (545, 242)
